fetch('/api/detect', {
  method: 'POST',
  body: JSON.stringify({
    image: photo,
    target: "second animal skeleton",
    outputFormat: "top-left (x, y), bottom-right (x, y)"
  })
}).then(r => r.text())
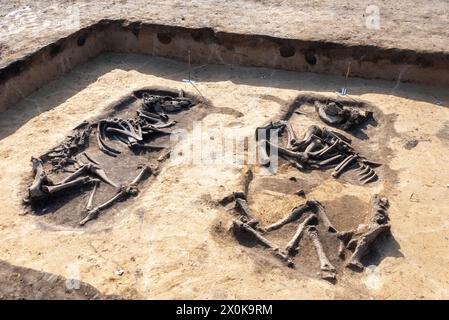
top-left (256, 122), bottom-right (380, 184)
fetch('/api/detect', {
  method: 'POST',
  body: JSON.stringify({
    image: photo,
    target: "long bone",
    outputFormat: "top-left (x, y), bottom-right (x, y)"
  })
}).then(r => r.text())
top-left (79, 166), bottom-right (149, 226)
top-left (306, 226), bottom-right (336, 280)
top-left (318, 154), bottom-right (343, 166)
top-left (58, 163), bottom-right (118, 188)
top-left (149, 121), bottom-right (177, 129)
top-left (307, 200), bottom-right (337, 233)
top-left (264, 140), bottom-right (306, 164)
top-left (233, 220), bottom-right (294, 267)
top-left (137, 110), bottom-right (160, 123)
top-left (313, 140), bottom-right (338, 158)
top-left (264, 201), bottom-right (313, 232)
top-left (27, 157), bottom-right (49, 201)
top-left (58, 165), bottom-right (88, 184)
top-left (88, 164), bottom-right (119, 188)
top-left (332, 155), bottom-right (357, 178)
top-left (42, 177), bottom-right (98, 195)
top-left (85, 180), bottom-right (99, 211)
top-left (141, 125), bottom-right (172, 135)
top-left (285, 214), bottom-right (318, 255)
top-left (303, 139), bottom-right (324, 159)
top-left (285, 123), bottom-right (298, 148)
top-left (257, 139), bottom-right (271, 166)
top-left (336, 231), bottom-right (354, 258)
top-left (235, 198), bottom-right (259, 227)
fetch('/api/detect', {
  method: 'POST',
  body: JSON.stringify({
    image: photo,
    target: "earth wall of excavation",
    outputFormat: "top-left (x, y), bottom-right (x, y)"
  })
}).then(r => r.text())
top-left (1, 20), bottom-right (449, 112)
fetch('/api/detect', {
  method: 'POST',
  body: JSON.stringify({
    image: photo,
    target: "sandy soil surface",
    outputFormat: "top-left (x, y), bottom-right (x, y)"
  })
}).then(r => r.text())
top-left (0, 53), bottom-right (448, 299)
top-left (1, 1), bottom-right (448, 66)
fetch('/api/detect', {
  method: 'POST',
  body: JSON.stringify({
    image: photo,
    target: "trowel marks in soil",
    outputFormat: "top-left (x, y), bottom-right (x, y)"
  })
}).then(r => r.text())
top-left (22, 87), bottom-right (218, 227)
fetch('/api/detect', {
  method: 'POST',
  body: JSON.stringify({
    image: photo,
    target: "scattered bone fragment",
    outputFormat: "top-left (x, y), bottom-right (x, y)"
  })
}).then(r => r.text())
top-left (235, 198), bottom-right (259, 227)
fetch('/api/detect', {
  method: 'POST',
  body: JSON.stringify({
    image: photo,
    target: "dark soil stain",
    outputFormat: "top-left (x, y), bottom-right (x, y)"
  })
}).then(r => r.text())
top-left (0, 260), bottom-right (117, 300)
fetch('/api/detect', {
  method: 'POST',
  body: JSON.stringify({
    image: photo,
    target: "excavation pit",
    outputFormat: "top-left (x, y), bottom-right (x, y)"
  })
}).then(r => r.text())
top-left (22, 89), bottom-right (210, 227)
top-left (1, 22), bottom-right (449, 299)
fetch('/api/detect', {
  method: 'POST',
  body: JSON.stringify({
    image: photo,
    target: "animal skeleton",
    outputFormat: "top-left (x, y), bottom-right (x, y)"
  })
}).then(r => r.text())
top-left (24, 93), bottom-right (194, 225)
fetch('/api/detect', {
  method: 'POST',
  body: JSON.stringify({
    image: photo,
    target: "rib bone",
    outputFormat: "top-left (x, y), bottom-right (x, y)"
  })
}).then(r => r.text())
top-left (361, 171), bottom-right (378, 184)
top-left (318, 154), bottom-right (343, 166)
top-left (332, 155), bottom-right (356, 178)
